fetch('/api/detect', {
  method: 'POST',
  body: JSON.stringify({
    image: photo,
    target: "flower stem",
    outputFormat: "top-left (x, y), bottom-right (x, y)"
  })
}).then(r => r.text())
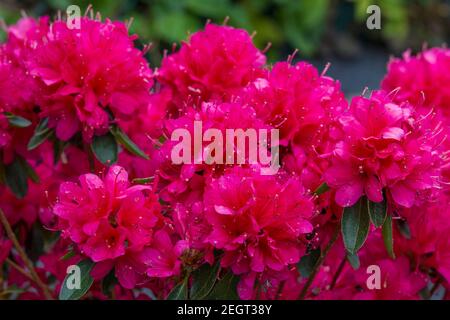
top-left (5, 258), bottom-right (35, 282)
top-left (298, 222), bottom-right (340, 300)
top-left (0, 209), bottom-right (53, 300)
top-left (330, 255), bottom-right (347, 290)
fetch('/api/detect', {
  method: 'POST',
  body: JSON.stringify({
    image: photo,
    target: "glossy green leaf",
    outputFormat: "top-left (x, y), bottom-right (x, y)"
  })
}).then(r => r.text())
top-left (60, 248), bottom-right (75, 261)
top-left (341, 197), bottom-right (370, 254)
top-left (298, 248), bottom-right (321, 278)
top-left (382, 214), bottom-right (395, 259)
top-left (5, 113), bottom-right (32, 128)
top-left (204, 271), bottom-right (239, 300)
top-left (101, 269), bottom-right (118, 298)
top-left (167, 275), bottom-right (189, 300)
top-left (314, 183), bottom-right (330, 195)
top-left (91, 132), bottom-right (118, 165)
top-left (132, 176), bottom-right (155, 184)
top-left (190, 262), bottom-right (221, 300)
top-left (28, 118), bottom-right (52, 150)
top-left (4, 157), bottom-right (28, 198)
top-left (110, 126), bottom-right (148, 160)
top-left (346, 252), bottom-right (360, 270)
top-left (368, 197), bottom-right (387, 228)
top-left (19, 157), bottom-right (40, 183)
top-left (59, 259), bottom-right (94, 300)
top-left (396, 218), bottom-right (411, 239)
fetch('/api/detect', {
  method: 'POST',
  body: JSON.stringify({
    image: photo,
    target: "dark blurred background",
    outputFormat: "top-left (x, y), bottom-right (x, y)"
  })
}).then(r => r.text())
top-left (1, 0), bottom-right (449, 96)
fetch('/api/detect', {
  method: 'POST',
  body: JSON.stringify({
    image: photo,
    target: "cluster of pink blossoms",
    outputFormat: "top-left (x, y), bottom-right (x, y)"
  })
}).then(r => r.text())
top-left (0, 11), bottom-right (449, 300)
top-left (324, 90), bottom-right (444, 208)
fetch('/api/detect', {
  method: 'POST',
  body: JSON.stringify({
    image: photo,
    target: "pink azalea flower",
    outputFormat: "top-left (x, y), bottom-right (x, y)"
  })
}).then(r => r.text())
top-left (0, 47), bottom-right (36, 112)
top-left (28, 17), bottom-right (153, 141)
top-left (158, 23), bottom-right (266, 113)
top-left (0, 39), bottom-right (39, 162)
top-left (324, 90), bottom-right (445, 207)
top-left (240, 61), bottom-right (346, 145)
top-left (204, 167), bottom-right (314, 274)
top-left (54, 165), bottom-right (163, 288)
top-left (382, 48), bottom-right (450, 118)
top-left (239, 61), bottom-right (347, 191)
top-left (140, 230), bottom-right (189, 278)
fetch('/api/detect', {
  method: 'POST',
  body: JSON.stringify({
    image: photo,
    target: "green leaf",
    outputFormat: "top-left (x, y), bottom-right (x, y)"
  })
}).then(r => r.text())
top-left (91, 132), bottom-right (118, 165)
top-left (101, 269), bottom-right (118, 297)
top-left (314, 182), bottom-right (330, 195)
top-left (60, 248), bottom-right (75, 261)
top-left (4, 157), bottom-right (28, 198)
top-left (18, 157), bottom-right (40, 183)
top-left (5, 113), bottom-right (32, 128)
top-left (204, 271), bottom-right (239, 300)
top-left (27, 128), bottom-right (53, 150)
top-left (140, 288), bottom-right (157, 300)
top-left (167, 275), bottom-right (189, 300)
top-left (382, 214), bottom-right (395, 259)
top-left (396, 218), bottom-right (411, 239)
top-left (36, 117), bottom-right (49, 131)
top-left (132, 176), bottom-right (155, 184)
top-left (429, 283), bottom-right (446, 300)
top-left (110, 126), bottom-right (149, 160)
top-left (419, 281), bottom-right (446, 300)
top-left (59, 259), bottom-right (94, 300)
top-left (190, 262), bottom-right (221, 300)
top-left (297, 248), bottom-right (321, 278)
top-left (53, 139), bottom-right (66, 165)
top-left (368, 197), bottom-right (387, 228)
top-left (28, 118), bottom-right (52, 150)
top-left (341, 197), bottom-right (370, 254)
top-left (346, 252), bottom-right (360, 270)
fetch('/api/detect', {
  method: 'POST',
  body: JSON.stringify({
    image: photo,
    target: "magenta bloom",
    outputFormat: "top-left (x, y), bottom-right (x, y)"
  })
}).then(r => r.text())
top-left (140, 230), bottom-right (188, 278)
top-left (158, 23), bottom-right (266, 113)
top-left (382, 48), bottom-right (450, 118)
top-left (239, 61), bottom-right (347, 191)
top-left (204, 167), bottom-right (314, 274)
top-left (54, 165), bottom-right (162, 288)
top-left (241, 61), bottom-right (346, 145)
top-left (0, 47), bottom-right (36, 113)
top-left (324, 90), bottom-right (444, 207)
top-left (1, 30), bottom-right (40, 158)
top-left (28, 17), bottom-right (153, 141)
top-left (2, 11), bottom-right (450, 300)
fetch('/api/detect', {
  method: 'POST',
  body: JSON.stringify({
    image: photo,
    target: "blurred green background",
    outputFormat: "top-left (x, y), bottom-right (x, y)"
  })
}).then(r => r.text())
top-left (1, 0), bottom-right (449, 95)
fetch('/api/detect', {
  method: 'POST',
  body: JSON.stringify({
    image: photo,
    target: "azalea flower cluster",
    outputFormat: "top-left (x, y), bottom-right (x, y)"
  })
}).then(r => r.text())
top-left (0, 11), bottom-right (449, 301)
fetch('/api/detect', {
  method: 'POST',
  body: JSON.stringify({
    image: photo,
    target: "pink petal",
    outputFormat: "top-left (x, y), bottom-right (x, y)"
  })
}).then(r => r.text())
top-left (56, 114), bottom-right (80, 141)
top-left (105, 165), bottom-right (129, 195)
top-left (365, 175), bottom-right (383, 202)
top-left (390, 183), bottom-right (415, 208)
top-left (335, 181), bottom-right (364, 207)
top-left (324, 161), bottom-right (358, 187)
top-left (116, 259), bottom-right (139, 289)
